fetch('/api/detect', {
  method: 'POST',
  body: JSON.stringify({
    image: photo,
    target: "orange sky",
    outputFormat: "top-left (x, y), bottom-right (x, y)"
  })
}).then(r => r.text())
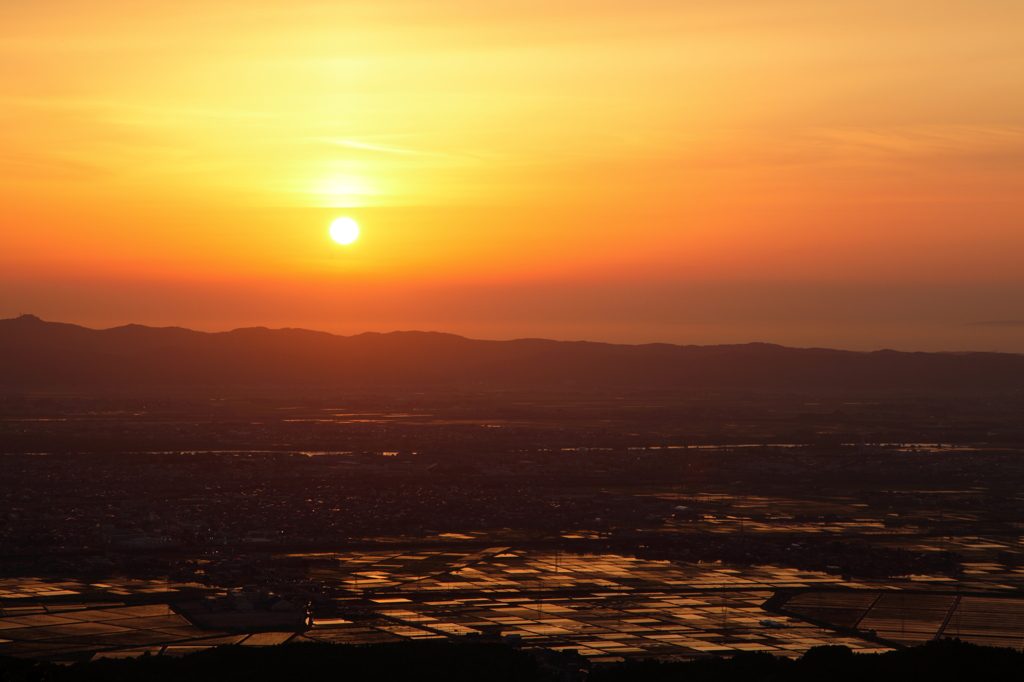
top-left (2, 0), bottom-right (1022, 350)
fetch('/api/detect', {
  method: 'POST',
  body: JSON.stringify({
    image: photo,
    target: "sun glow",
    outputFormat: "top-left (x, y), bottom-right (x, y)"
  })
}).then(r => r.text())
top-left (3, 0), bottom-right (1023, 351)
top-left (329, 217), bottom-right (360, 245)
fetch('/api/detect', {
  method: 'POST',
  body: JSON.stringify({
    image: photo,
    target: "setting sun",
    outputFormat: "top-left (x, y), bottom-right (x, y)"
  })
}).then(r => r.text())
top-left (329, 217), bottom-right (360, 245)
top-left (1, 0), bottom-right (1022, 351)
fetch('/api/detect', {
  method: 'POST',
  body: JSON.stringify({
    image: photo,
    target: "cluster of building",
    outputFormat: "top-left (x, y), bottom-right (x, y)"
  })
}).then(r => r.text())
top-left (0, 452), bottom-right (684, 556)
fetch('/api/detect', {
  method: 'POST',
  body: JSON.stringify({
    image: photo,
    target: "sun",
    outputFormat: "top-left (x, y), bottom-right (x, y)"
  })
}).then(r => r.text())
top-left (329, 217), bottom-right (360, 245)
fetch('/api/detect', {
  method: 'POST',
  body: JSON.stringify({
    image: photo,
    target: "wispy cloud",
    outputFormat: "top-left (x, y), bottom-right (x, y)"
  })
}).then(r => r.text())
top-left (320, 138), bottom-right (487, 162)
top-left (324, 139), bottom-right (428, 155)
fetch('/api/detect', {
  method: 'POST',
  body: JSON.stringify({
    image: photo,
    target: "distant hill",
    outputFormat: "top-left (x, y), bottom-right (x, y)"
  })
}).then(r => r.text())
top-left (1, 314), bottom-right (1021, 390)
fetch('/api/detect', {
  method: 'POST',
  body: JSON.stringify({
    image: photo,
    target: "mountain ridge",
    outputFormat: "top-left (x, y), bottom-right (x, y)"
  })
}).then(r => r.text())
top-left (1, 314), bottom-right (1021, 390)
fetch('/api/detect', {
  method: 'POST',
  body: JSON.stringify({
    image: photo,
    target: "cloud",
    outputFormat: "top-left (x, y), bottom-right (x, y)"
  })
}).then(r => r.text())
top-left (321, 138), bottom-right (479, 162)
top-left (326, 139), bottom-right (424, 155)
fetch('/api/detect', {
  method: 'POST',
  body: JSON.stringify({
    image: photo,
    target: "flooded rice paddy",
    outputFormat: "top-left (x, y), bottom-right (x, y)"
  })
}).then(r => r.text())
top-left (8, 547), bottom-right (1024, 663)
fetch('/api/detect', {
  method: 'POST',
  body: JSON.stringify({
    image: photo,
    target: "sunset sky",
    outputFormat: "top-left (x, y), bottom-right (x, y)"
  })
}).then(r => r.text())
top-left (2, 0), bottom-right (1022, 351)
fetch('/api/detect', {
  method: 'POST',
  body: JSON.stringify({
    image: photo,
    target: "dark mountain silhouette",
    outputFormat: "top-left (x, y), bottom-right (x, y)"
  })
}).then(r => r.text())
top-left (1, 314), bottom-right (1021, 390)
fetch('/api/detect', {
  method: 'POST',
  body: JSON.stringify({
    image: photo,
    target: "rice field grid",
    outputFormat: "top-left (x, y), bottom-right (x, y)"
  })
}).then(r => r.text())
top-left (780, 591), bottom-right (1024, 651)
top-left (0, 602), bottom-right (250, 660)
top-left (299, 549), bottom-right (901, 661)
top-left (6, 548), bottom-right (1023, 663)
top-left (306, 588), bottom-right (889, 662)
